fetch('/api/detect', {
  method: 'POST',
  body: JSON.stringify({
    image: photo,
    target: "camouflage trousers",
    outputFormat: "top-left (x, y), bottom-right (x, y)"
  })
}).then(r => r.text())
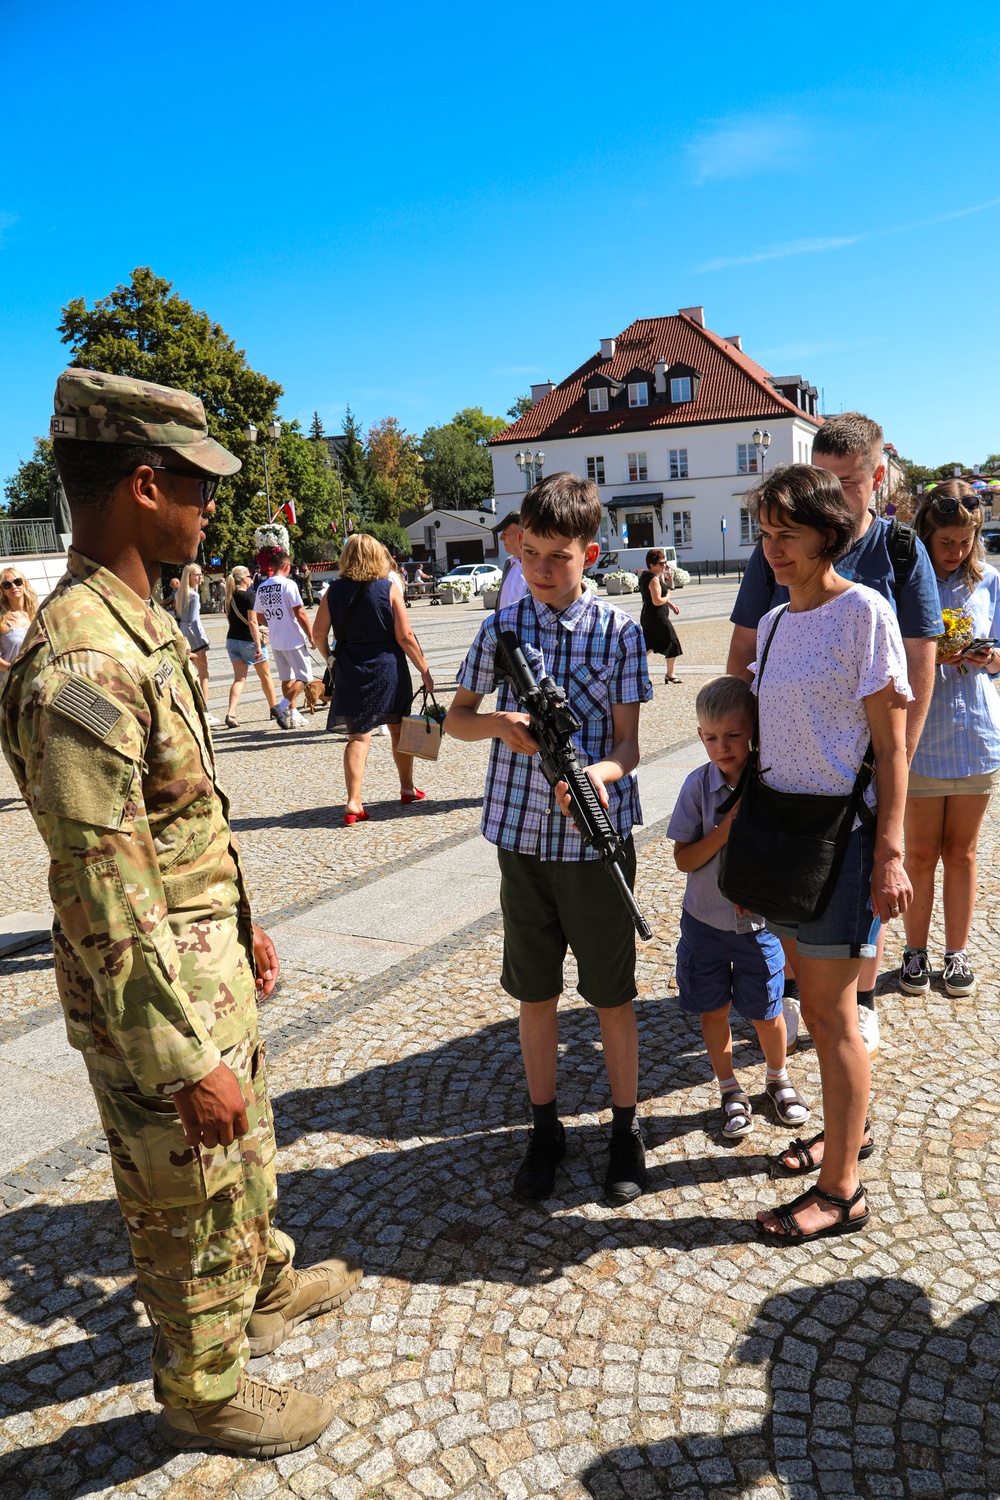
top-left (94, 1032), bottom-right (295, 1408)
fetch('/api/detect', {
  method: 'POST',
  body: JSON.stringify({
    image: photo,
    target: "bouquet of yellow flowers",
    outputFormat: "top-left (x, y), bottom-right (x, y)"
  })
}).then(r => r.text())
top-left (937, 606), bottom-right (974, 673)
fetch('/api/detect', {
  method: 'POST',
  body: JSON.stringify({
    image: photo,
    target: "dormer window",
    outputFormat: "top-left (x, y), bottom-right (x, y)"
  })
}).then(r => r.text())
top-left (670, 376), bottom-right (692, 403)
top-left (589, 387), bottom-right (609, 413)
top-left (628, 381), bottom-right (649, 408)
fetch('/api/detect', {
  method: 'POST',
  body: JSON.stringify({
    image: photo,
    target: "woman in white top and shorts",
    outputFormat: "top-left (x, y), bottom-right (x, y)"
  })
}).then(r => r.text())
top-left (747, 466), bottom-right (911, 1245)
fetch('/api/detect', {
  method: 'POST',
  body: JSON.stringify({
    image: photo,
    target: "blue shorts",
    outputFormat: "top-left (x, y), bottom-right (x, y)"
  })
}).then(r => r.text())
top-left (226, 638), bottom-right (270, 665)
top-left (766, 825), bottom-right (876, 961)
top-left (675, 909), bottom-right (784, 1020)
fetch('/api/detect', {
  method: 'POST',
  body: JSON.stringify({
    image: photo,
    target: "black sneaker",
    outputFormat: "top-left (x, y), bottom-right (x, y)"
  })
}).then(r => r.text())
top-left (605, 1127), bottom-right (647, 1204)
top-left (899, 948), bottom-right (930, 995)
top-left (512, 1122), bottom-right (566, 1200)
top-left (943, 952), bottom-right (976, 997)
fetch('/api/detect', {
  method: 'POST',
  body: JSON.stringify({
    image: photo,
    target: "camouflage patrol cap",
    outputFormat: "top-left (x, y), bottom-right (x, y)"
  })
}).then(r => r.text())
top-left (50, 368), bottom-right (241, 477)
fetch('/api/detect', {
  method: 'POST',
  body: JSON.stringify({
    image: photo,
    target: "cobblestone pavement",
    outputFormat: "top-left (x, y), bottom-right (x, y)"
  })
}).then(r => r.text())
top-left (3, 604), bottom-right (999, 1500)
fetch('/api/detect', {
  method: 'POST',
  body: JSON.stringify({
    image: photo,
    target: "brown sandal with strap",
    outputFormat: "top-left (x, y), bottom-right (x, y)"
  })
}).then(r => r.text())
top-left (764, 1077), bottom-right (811, 1127)
top-left (757, 1182), bottom-right (869, 1245)
top-left (775, 1119), bottom-right (875, 1175)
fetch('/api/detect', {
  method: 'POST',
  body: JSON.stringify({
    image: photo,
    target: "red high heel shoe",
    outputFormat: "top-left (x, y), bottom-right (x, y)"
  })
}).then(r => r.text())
top-left (400, 788), bottom-right (427, 804)
top-left (343, 808), bottom-right (370, 825)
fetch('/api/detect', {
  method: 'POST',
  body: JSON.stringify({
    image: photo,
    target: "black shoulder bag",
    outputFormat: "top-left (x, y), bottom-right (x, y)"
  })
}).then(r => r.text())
top-left (717, 605), bottom-right (877, 926)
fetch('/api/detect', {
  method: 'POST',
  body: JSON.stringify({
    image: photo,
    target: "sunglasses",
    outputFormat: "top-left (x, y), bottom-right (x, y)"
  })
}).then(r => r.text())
top-left (148, 467), bottom-right (221, 505)
top-left (932, 495), bottom-right (982, 516)
top-left (1, 578), bottom-right (24, 590)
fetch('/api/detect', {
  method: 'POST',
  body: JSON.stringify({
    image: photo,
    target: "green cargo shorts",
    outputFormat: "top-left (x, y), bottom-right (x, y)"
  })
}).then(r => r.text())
top-left (497, 841), bottom-right (638, 1009)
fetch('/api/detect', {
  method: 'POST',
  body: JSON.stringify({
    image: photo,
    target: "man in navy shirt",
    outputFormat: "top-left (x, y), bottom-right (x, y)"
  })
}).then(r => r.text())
top-left (727, 412), bottom-right (942, 1062)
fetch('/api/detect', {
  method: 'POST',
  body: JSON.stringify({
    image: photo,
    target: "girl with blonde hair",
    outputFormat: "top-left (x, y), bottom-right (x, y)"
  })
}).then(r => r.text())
top-left (174, 563), bottom-right (220, 725)
top-left (0, 566), bottom-right (39, 674)
top-left (223, 565), bottom-right (278, 728)
top-left (314, 533), bottom-right (434, 823)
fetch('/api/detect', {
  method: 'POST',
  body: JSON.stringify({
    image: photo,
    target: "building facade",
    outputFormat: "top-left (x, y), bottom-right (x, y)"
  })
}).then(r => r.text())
top-left (403, 508), bottom-right (501, 569)
top-left (489, 309), bottom-right (822, 564)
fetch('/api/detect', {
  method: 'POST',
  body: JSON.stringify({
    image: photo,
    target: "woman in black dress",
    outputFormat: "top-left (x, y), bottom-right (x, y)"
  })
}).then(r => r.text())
top-left (638, 548), bottom-right (683, 683)
top-left (314, 533), bottom-right (434, 824)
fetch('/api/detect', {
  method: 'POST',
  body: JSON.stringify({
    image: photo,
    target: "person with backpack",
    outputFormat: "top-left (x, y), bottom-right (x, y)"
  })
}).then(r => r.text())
top-left (727, 413), bottom-right (942, 1059)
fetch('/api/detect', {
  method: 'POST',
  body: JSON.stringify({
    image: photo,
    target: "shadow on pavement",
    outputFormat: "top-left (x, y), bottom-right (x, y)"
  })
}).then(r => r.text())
top-left (230, 795), bottom-right (483, 831)
top-left (0, 1412), bottom-right (163, 1499)
top-left (579, 1275), bottom-right (1000, 1499)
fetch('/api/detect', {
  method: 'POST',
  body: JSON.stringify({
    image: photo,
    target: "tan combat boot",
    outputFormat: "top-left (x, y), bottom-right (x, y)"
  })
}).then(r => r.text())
top-left (157, 1376), bottom-right (333, 1458)
top-left (246, 1255), bottom-right (363, 1356)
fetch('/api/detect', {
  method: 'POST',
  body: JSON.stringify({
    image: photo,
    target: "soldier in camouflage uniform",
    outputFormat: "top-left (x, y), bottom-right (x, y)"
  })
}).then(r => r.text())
top-left (0, 369), bottom-right (360, 1459)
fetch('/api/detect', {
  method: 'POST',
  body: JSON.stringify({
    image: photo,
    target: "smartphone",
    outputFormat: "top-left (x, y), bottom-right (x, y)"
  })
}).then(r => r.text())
top-left (961, 637), bottom-right (998, 656)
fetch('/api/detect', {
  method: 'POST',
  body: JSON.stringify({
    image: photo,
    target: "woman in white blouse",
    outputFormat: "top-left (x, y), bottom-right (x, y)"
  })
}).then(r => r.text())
top-left (748, 466), bottom-right (911, 1245)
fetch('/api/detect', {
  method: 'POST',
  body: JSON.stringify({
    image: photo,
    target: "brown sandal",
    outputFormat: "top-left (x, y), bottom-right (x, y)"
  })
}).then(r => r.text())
top-left (765, 1077), bottom-right (811, 1127)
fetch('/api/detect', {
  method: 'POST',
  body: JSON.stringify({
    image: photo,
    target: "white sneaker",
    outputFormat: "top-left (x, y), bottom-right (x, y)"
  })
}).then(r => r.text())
top-left (377, 723), bottom-right (390, 737)
top-left (857, 1005), bottom-right (880, 1057)
top-left (206, 713), bottom-right (222, 726)
top-left (783, 996), bottom-right (802, 1053)
top-left (290, 708), bottom-right (306, 728)
top-left (274, 705), bottom-right (292, 730)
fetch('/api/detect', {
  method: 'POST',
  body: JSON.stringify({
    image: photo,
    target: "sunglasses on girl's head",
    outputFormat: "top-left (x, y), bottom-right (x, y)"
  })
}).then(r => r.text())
top-left (1, 578), bottom-right (24, 590)
top-left (933, 495), bottom-right (982, 515)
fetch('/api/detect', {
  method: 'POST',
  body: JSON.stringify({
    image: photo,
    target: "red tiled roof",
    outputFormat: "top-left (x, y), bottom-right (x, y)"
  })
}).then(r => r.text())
top-left (490, 314), bottom-right (822, 445)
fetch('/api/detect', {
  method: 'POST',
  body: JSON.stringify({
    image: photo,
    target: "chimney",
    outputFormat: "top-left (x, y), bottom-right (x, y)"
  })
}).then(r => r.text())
top-left (724, 334), bottom-right (742, 351)
top-left (600, 337), bottom-right (616, 361)
top-left (654, 358), bottom-right (667, 395)
top-left (530, 381), bottom-right (555, 404)
top-left (679, 306), bottom-right (705, 327)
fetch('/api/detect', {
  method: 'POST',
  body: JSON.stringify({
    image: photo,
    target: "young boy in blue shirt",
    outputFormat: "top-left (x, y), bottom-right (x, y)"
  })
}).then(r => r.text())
top-left (668, 676), bottom-right (810, 1139)
top-left (446, 473), bottom-right (652, 1204)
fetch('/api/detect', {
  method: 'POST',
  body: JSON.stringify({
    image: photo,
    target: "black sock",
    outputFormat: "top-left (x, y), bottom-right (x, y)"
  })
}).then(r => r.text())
top-left (783, 978), bottom-right (800, 1001)
top-left (611, 1103), bottom-right (637, 1136)
top-left (531, 1098), bottom-right (559, 1135)
top-left (857, 988), bottom-right (876, 1012)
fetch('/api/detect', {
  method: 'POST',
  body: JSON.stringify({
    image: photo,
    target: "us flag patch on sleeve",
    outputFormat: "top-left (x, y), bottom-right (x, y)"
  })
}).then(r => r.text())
top-left (51, 677), bottom-right (124, 740)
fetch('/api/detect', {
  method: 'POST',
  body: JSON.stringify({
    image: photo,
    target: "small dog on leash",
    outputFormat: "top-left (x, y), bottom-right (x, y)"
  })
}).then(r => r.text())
top-left (303, 680), bottom-right (329, 713)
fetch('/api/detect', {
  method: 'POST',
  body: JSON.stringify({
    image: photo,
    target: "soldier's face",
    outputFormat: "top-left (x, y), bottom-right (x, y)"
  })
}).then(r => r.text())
top-left (155, 469), bottom-right (217, 565)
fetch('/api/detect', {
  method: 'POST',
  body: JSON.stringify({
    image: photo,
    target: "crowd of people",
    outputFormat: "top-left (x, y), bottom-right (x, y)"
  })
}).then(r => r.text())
top-left (2, 367), bottom-right (997, 1460)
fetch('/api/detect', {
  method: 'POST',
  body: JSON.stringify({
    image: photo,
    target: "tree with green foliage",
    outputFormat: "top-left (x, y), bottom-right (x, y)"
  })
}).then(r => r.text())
top-left (56, 266), bottom-right (283, 565)
top-left (365, 416), bottom-right (425, 523)
top-left (309, 411), bottom-right (325, 441)
top-left (420, 406), bottom-right (506, 510)
top-left (506, 394), bottom-right (532, 420)
top-left (364, 520), bottom-right (411, 556)
top-left (2, 436), bottom-right (53, 518)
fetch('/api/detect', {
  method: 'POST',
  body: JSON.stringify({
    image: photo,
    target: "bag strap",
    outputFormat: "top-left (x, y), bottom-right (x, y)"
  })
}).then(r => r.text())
top-left (887, 518), bottom-right (918, 605)
top-left (332, 580), bottom-right (371, 658)
top-left (716, 606), bottom-right (788, 816)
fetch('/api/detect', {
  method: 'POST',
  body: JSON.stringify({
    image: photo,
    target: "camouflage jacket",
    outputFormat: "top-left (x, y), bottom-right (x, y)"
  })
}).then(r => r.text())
top-left (0, 551), bottom-right (256, 1096)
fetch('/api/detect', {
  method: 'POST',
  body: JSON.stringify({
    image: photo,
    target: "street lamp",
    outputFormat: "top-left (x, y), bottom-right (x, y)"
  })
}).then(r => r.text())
top-left (514, 449), bottom-right (545, 490)
top-left (244, 419), bottom-right (283, 520)
top-left (752, 428), bottom-right (772, 474)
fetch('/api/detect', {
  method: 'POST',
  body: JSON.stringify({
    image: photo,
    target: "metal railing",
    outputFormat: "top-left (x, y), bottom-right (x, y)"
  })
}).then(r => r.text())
top-left (0, 517), bottom-right (61, 557)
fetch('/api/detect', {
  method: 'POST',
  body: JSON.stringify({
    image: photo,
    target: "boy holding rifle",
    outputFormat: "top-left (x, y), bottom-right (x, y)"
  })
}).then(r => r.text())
top-left (446, 473), bottom-right (652, 1204)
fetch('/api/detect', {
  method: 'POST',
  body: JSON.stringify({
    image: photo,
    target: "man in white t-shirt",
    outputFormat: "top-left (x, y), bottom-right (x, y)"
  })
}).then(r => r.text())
top-left (495, 510), bottom-right (528, 611)
top-left (251, 551), bottom-right (316, 729)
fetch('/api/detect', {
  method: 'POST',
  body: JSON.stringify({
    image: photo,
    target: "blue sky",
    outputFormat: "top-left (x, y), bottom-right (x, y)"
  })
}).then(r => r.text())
top-left (2, 0), bottom-right (999, 490)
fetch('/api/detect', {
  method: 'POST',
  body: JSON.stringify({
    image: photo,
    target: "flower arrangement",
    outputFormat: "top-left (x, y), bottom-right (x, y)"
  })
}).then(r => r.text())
top-left (670, 565), bottom-right (692, 588)
top-left (605, 570), bottom-right (640, 593)
top-left (937, 606), bottom-right (974, 674)
top-left (255, 521), bottom-right (290, 578)
top-left (441, 578), bottom-right (474, 601)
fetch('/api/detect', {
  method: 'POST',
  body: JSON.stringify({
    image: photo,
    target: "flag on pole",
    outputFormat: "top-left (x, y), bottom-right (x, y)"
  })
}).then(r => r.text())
top-left (331, 520), bottom-right (338, 533)
top-left (281, 500), bottom-right (297, 527)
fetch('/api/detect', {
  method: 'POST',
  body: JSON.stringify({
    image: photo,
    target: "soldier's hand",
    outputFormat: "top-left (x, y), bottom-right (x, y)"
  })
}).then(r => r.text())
top-left (175, 1062), bottom-right (249, 1148)
top-left (252, 923), bottom-right (280, 998)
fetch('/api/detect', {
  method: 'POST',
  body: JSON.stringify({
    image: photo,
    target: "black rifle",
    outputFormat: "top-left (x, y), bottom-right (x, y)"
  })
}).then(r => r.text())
top-left (495, 630), bottom-right (652, 941)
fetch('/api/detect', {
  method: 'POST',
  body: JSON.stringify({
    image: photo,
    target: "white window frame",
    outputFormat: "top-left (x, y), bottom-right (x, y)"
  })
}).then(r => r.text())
top-left (588, 386), bottom-right (609, 413)
top-left (628, 381), bottom-right (649, 408)
top-left (672, 510), bottom-right (692, 548)
top-left (740, 507), bottom-right (761, 546)
top-left (670, 376), bottom-right (692, 403)
top-left (737, 443), bottom-right (759, 475)
top-left (627, 451), bottom-right (648, 483)
top-left (669, 447), bottom-right (689, 480)
top-left (586, 455), bottom-right (605, 485)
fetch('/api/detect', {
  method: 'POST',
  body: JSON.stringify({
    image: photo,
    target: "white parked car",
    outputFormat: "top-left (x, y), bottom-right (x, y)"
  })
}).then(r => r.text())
top-left (440, 563), bottom-right (503, 595)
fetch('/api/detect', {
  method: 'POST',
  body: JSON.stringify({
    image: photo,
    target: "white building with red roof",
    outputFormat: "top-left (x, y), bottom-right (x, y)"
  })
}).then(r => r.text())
top-left (488, 307), bottom-right (822, 564)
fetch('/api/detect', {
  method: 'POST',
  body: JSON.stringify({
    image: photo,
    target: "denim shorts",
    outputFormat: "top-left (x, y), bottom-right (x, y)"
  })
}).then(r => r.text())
top-left (226, 638), bottom-right (269, 664)
top-left (766, 825), bottom-right (877, 960)
top-left (675, 909), bottom-right (784, 1020)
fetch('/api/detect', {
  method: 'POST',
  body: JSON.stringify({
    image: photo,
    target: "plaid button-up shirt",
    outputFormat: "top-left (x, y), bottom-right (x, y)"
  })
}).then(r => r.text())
top-left (456, 589), bottom-right (652, 860)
